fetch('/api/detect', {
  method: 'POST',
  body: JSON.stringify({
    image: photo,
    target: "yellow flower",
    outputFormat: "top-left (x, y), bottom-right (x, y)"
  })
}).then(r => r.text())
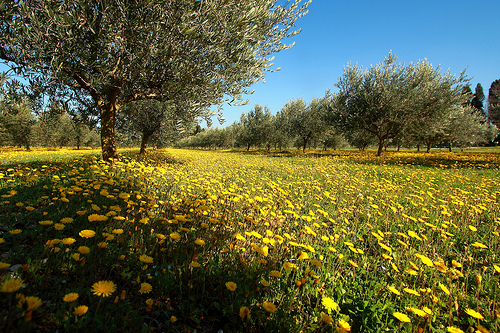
top-left (239, 306), bottom-right (251, 320)
top-left (338, 319), bottom-right (351, 331)
top-left (71, 253), bottom-right (81, 261)
top-left (145, 298), bottom-right (153, 306)
top-left (63, 293), bottom-right (79, 303)
top-left (169, 232), bottom-right (181, 241)
top-left (225, 281), bottom-right (237, 292)
top-left (439, 282), bottom-right (450, 295)
top-left (409, 307), bottom-right (427, 317)
top-left (91, 280), bottom-right (116, 297)
top-left (9, 229), bottom-right (22, 235)
top-left (388, 286), bottom-right (400, 295)
top-left (194, 238), bottom-right (205, 246)
top-left (403, 288), bottom-right (420, 296)
top-left (62, 238), bottom-right (76, 245)
top-left (446, 327), bottom-right (464, 333)
top-left (283, 262), bottom-right (296, 270)
top-left (38, 220), bottom-right (53, 226)
top-left (139, 282), bottom-right (152, 294)
top-left (260, 279), bottom-right (270, 287)
top-left (464, 308), bottom-right (484, 320)
top-left (393, 312), bottom-right (411, 323)
top-left (17, 295), bottom-right (42, 312)
top-left (262, 301), bottom-right (277, 313)
top-left (98, 242), bottom-right (107, 248)
top-left (322, 297), bottom-right (339, 313)
top-left (60, 217), bottom-right (74, 223)
top-left (139, 254), bottom-right (153, 264)
top-left (189, 261), bottom-right (201, 268)
top-left (79, 229), bottom-right (96, 238)
top-left (88, 214), bottom-right (108, 222)
top-left (170, 316), bottom-right (177, 323)
top-left (74, 305), bottom-right (88, 316)
top-left (0, 278), bottom-right (24, 293)
top-left (78, 246), bottom-right (90, 255)
top-left (112, 229), bottom-right (124, 234)
top-left (270, 270), bottom-right (282, 278)
top-left (0, 262), bottom-right (11, 270)
top-left (321, 312), bottom-right (333, 324)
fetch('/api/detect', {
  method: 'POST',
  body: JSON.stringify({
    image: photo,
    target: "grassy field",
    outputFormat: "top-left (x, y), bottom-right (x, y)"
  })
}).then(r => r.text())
top-left (0, 147), bottom-right (499, 332)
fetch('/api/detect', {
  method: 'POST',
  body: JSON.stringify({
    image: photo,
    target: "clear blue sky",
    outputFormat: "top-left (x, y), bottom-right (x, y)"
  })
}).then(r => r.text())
top-left (213, 0), bottom-right (500, 127)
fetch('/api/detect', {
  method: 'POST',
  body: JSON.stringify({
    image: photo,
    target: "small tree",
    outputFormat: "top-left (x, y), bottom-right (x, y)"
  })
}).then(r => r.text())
top-left (2, 99), bottom-right (35, 150)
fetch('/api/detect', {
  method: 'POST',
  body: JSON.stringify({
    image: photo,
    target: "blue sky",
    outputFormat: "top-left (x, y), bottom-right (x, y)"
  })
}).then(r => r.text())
top-left (214, 0), bottom-right (500, 126)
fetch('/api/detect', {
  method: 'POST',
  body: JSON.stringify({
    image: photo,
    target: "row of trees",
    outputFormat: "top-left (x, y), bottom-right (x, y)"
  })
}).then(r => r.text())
top-left (0, 74), bottom-right (202, 151)
top-left (177, 54), bottom-right (498, 154)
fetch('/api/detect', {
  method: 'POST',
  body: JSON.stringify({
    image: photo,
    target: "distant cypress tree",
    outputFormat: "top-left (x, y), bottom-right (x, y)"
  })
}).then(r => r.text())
top-left (488, 80), bottom-right (500, 126)
top-left (471, 83), bottom-right (485, 113)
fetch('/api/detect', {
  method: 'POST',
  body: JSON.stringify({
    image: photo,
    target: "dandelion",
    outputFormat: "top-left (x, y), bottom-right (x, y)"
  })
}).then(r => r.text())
top-left (194, 238), bottom-right (205, 246)
top-left (74, 305), bottom-right (88, 316)
top-left (71, 253), bottom-right (81, 261)
top-left (139, 283), bottom-right (152, 294)
top-left (0, 262), bottom-right (11, 270)
top-left (321, 312), bottom-right (333, 324)
top-left (403, 288), bottom-right (420, 296)
top-left (0, 278), bottom-right (24, 293)
top-left (112, 229), bottom-right (124, 234)
top-left (139, 254), bottom-right (153, 264)
top-left (239, 306), bottom-right (250, 319)
top-left (388, 286), bottom-right (400, 295)
top-left (262, 301), bottom-right (277, 313)
top-left (91, 280), bottom-right (116, 297)
top-left (322, 297), bottom-right (339, 313)
top-left (260, 279), bottom-right (270, 287)
top-left (169, 232), bottom-right (181, 241)
top-left (464, 308), bottom-right (484, 320)
top-left (62, 238), bottom-right (76, 245)
top-left (439, 282), bottom-right (450, 295)
top-left (60, 217), bottom-right (74, 223)
top-left (17, 295), bottom-right (42, 312)
top-left (63, 293), bottom-right (79, 303)
top-left (270, 270), bottom-right (282, 278)
top-left (446, 327), bottom-right (464, 333)
top-left (78, 246), bottom-right (90, 255)
top-left (409, 307), bottom-right (427, 317)
top-left (225, 281), bottom-right (237, 292)
top-left (338, 319), bottom-right (351, 331)
top-left (189, 261), bottom-right (201, 268)
top-left (393, 312), bottom-right (411, 323)
top-left (9, 229), bottom-right (22, 235)
top-left (170, 316), bottom-right (177, 323)
top-left (38, 220), bottom-right (53, 226)
top-left (79, 229), bottom-right (96, 238)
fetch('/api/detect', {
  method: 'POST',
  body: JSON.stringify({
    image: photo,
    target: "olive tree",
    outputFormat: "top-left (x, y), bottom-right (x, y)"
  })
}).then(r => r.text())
top-left (0, 0), bottom-right (310, 161)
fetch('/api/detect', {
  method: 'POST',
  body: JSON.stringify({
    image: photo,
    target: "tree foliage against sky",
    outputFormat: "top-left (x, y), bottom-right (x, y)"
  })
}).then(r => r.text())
top-left (0, 0), bottom-right (311, 160)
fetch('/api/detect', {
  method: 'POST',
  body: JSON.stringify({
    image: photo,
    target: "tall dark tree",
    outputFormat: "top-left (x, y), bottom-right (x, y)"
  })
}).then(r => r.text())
top-left (471, 83), bottom-right (485, 114)
top-left (0, 0), bottom-right (310, 161)
top-left (488, 80), bottom-right (500, 131)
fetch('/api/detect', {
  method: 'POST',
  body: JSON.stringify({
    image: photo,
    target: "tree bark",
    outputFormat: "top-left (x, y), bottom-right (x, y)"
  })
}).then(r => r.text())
top-left (140, 132), bottom-right (153, 155)
top-left (377, 137), bottom-right (386, 156)
top-left (426, 142), bottom-right (431, 153)
top-left (101, 88), bottom-right (120, 162)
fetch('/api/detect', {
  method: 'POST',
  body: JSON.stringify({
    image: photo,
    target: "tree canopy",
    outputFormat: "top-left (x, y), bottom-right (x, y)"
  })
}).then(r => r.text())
top-left (0, 0), bottom-right (311, 160)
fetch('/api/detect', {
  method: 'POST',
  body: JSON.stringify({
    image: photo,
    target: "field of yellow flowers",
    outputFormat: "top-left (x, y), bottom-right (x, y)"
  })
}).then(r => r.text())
top-left (0, 147), bottom-right (499, 332)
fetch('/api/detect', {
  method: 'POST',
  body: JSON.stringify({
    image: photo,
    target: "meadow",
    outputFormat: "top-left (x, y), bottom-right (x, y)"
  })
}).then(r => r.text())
top-left (0, 147), bottom-right (499, 333)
